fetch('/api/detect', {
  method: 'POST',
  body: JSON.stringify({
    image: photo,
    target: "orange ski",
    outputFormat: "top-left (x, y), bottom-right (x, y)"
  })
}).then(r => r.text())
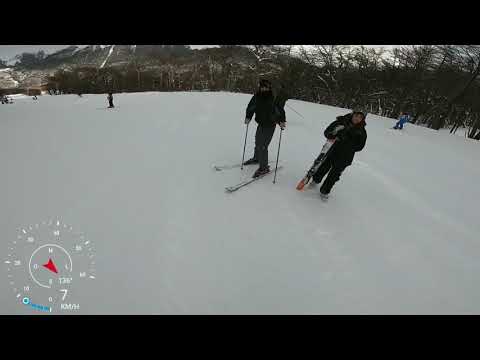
top-left (296, 139), bottom-right (335, 191)
top-left (296, 177), bottom-right (308, 191)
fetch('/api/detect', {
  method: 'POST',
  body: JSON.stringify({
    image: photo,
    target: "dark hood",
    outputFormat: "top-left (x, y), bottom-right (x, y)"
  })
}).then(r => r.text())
top-left (337, 112), bottom-right (367, 127)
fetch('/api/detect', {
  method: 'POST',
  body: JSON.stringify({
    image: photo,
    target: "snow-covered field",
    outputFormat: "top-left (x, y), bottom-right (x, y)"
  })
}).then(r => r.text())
top-left (1, 92), bottom-right (480, 314)
top-left (4, 94), bottom-right (30, 100)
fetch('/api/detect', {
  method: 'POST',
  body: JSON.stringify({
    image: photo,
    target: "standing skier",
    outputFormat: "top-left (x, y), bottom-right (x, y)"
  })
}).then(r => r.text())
top-left (311, 111), bottom-right (367, 200)
top-left (243, 79), bottom-right (287, 178)
top-left (393, 112), bottom-right (410, 130)
top-left (107, 92), bottom-right (114, 108)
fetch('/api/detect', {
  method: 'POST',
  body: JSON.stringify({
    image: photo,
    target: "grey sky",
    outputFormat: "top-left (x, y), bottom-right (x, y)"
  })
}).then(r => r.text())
top-left (0, 45), bottom-right (398, 62)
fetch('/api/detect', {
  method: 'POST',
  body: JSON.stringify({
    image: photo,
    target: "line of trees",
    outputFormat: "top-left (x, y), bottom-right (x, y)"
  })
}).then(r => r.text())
top-left (13, 51), bottom-right (47, 69)
top-left (45, 45), bottom-right (480, 139)
top-left (290, 45), bottom-right (480, 138)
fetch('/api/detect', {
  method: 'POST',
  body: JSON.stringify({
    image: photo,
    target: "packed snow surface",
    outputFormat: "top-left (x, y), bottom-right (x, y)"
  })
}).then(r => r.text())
top-left (1, 92), bottom-right (480, 314)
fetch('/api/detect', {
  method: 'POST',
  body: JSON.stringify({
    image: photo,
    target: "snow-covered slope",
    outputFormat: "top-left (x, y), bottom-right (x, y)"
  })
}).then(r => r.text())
top-left (1, 92), bottom-right (480, 314)
top-left (100, 45), bottom-right (115, 68)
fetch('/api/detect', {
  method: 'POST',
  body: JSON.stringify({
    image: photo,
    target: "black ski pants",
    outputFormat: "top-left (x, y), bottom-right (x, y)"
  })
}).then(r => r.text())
top-left (312, 155), bottom-right (348, 194)
top-left (254, 124), bottom-right (276, 169)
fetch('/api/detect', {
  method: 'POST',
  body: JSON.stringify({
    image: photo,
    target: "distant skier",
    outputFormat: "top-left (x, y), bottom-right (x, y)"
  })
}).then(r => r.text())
top-left (33, 95), bottom-right (38, 100)
top-left (393, 112), bottom-right (410, 130)
top-left (243, 79), bottom-right (287, 178)
top-left (311, 111), bottom-right (367, 200)
top-left (107, 92), bottom-right (114, 108)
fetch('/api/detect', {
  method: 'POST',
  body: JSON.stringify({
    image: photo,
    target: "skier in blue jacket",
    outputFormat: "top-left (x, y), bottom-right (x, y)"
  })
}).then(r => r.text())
top-left (393, 112), bottom-right (410, 130)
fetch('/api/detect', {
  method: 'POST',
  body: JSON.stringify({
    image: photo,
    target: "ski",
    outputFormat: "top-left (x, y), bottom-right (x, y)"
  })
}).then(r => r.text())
top-left (213, 160), bottom-right (274, 171)
top-left (225, 166), bottom-right (283, 193)
top-left (296, 139), bottom-right (336, 191)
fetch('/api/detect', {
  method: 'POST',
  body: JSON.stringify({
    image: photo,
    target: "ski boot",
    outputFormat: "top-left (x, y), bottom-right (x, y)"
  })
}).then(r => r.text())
top-left (320, 190), bottom-right (329, 201)
top-left (243, 157), bottom-right (259, 166)
top-left (252, 166), bottom-right (270, 178)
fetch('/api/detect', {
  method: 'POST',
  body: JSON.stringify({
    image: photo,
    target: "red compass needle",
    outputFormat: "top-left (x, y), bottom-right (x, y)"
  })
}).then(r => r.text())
top-left (43, 258), bottom-right (58, 274)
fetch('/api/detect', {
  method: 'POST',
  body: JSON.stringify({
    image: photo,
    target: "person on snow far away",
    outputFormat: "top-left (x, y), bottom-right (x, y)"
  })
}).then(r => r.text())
top-left (393, 111), bottom-right (410, 130)
top-left (311, 110), bottom-right (367, 200)
top-left (243, 79), bottom-right (287, 178)
top-left (107, 92), bottom-right (114, 108)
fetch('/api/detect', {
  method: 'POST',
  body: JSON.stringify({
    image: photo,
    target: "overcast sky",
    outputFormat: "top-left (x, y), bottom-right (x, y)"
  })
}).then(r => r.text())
top-left (0, 45), bottom-right (398, 62)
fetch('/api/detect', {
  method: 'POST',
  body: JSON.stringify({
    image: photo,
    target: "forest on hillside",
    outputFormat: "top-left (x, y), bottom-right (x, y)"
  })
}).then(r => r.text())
top-left (34, 45), bottom-right (480, 138)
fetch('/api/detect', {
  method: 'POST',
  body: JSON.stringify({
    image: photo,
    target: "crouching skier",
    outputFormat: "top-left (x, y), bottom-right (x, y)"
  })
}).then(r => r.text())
top-left (393, 112), bottom-right (410, 130)
top-left (243, 79), bottom-right (287, 178)
top-left (311, 111), bottom-right (367, 200)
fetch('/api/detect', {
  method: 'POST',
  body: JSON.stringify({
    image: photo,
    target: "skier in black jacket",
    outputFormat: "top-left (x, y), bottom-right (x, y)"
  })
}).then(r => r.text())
top-left (243, 79), bottom-right (287, 178)
top-left (107, 92), bottom-right (114, 108)
top-left (312, 111), bottom-right (367, 199)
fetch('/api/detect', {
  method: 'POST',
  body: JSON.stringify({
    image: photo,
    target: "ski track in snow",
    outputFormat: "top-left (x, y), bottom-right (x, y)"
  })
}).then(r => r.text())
top-left (354, 160), bottom-right (474, 240)
top-left (1, 92), bottom-right (480, 314)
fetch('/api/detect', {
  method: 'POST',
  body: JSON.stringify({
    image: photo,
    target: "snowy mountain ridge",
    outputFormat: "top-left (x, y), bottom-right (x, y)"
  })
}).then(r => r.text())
top-left (0, 45), bottom-right (256, 90)
top-left (0, 45), bottom-right (200, 88)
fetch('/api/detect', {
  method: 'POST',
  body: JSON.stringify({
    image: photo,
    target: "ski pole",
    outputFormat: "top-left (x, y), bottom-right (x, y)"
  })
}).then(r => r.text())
top-left (240, 122), bottom-right (249, 170)
top-left (286, 103), bottom-right (305, 119)
top-left (273, 128), bottom-right (284, 184)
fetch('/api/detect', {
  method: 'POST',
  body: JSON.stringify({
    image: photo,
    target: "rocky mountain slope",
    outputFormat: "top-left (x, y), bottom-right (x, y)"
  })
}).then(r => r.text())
top-left (0, 45), bottom-right (264, 90)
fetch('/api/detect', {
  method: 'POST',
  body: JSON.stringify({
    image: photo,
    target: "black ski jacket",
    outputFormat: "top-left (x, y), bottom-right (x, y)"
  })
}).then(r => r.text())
top-left (324, 113), bottom-right (367, 167)
top-left (246, 91), bottom-right (286, 126)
